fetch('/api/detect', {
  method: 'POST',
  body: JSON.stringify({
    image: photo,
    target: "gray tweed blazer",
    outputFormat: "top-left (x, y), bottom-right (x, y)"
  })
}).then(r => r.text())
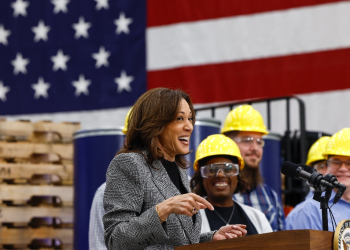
top-left (103, 152), bottom-right (214, 249)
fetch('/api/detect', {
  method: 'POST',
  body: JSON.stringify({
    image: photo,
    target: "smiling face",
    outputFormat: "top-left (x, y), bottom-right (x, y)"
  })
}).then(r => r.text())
top-left (202, 157), bottom-right (238, 207)
top-left (327, 155), bottom-right (350, 188)
top-left (158, 99), bottom-right (193, 161)
top-left (231, 131), bottom-right (263, 169)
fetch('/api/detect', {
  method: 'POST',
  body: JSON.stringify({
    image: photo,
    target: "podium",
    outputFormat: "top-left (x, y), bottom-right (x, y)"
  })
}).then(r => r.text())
top-left (175, 230), bottom-right (334, 250)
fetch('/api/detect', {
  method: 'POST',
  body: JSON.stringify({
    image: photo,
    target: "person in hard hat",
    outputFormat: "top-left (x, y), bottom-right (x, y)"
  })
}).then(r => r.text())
top-left (285, 136), bottom-right (330, 230)
top-left (190, 134), bottom-right (272, 235)
top-left (221, 105), bottom-right (285, 231)
top-left (304, 136), bottom-right (331, 199)
top-left (287, 128), bottom-right (350, 230)
top-left (88, 107), bottom-right (132, 250)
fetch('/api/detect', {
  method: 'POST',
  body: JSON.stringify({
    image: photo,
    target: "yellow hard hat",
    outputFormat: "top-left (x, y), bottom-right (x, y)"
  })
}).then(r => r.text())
top-left (323, 128), bottom-right (350, 158)
top-left (193, 134), bottom-right (244, 172)
top-left (221, 105), bottom-right (268, 135)
top-left (122, 107), bottom-right (132, 134)
top-left (306, 136), bottom-right (330, 166)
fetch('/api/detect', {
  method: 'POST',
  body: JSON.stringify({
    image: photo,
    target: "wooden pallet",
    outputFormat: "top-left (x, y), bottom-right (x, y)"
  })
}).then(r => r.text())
top-left (32, 121), bottom-right (80, 143)
top-left (0, 206), bottom-right (73, 224)
top-left (0, 227), bottom-right (73, 245)
top-left (0, 142), bottom-right (73, 160)
top-left (2, 217), bottom-right (73, 229)
top-left (0, 120), bottom-right (33, 141)
top-left (1, 239), bottom-right (73, 250)
top-left (0, 185), bottom-right (73, 205)
top-left (0, 119), bottom-right (80, 143)
top-left (0, 163), bottom-right (73, 184)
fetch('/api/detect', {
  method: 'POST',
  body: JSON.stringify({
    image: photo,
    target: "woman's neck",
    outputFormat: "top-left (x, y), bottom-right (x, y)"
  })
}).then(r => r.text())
top-left (207, 196), bottom-right (234, 207)
top-left (158, 143), bottom-right (175, 161)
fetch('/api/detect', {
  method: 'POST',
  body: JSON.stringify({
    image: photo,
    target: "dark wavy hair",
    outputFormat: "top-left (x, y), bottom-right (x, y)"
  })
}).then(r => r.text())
top-left (118, 88), bottom-right (195, 169)
top-left (190, 155), bottom-right (248, 196)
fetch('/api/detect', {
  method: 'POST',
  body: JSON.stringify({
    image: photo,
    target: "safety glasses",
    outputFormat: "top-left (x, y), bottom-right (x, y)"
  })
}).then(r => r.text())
top-left (200, 163), bottom-right (239, 178)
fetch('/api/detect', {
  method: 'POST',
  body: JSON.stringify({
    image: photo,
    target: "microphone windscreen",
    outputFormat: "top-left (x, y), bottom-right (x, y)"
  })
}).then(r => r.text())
top-left (281, 161), bottom-right (299, 177)
top-left (299, 164), bottom-right (314, 173)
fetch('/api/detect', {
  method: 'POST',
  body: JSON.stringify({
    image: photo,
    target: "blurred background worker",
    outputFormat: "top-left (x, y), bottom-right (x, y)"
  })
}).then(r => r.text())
top-left (190, 134), bottom-right (272, 235)
top-left (285, 136), bottom-right (330, 230)
top-left (221, 105), bottom-right (285, 231)
top-left (304, 136), bottom-right (331, 199)
top-left (287, 128), bottom-right (350, 231)
top-left (88, 108), bottom-right (131, 250)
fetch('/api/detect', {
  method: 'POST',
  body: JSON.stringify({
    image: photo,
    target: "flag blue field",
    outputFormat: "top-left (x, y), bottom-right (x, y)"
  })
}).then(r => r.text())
top-left (0, 0), bottom-right (146, 115)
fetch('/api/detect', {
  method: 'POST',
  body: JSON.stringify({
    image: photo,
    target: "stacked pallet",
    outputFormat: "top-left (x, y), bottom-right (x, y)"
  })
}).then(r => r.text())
top-left (0, 119), bottom-right (80, 250)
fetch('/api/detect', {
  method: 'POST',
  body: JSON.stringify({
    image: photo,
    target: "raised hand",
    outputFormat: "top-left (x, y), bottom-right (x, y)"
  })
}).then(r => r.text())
top-left (156, 193), bottom-right (214, 220)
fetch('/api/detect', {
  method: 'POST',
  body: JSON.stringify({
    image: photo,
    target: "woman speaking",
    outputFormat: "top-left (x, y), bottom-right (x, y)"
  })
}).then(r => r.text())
top-left (103, 88), bottom-right (246, 249)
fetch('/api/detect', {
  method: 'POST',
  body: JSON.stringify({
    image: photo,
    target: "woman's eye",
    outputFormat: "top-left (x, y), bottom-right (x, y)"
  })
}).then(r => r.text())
top-left (177, 116), bottom-right (184, 121)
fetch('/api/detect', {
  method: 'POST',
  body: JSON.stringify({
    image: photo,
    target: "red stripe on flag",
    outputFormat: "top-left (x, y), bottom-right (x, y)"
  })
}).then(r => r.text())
top-left (147, 0), bottom-right (344, 27)
top-left (147, 48), bottom-right (350, 103)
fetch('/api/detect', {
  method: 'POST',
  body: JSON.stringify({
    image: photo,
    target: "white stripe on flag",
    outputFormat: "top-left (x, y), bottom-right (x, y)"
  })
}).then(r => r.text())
top-left (147, 1), bottom-right (350, 70)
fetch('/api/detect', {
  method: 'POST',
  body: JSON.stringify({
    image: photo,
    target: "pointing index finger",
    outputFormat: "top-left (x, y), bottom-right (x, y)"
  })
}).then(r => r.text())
top-left (195, 195), bottom-right (214, 210)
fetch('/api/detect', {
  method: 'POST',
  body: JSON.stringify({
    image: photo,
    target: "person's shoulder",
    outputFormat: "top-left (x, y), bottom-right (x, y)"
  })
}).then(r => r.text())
top-left (259, 183), bottom-right (279, 195)
top-left (109, 151), bottom-right (148, 167)
top-left (107, 152), bottom-right (148, 175)
top-left (112, 151), bottom-right (145, 162)
top-left (302, 195), bottom-right (319, 206)
top-left (96, 182), bottom-right (106, 194)
top-left (236, 200), bottom-right (266, 217)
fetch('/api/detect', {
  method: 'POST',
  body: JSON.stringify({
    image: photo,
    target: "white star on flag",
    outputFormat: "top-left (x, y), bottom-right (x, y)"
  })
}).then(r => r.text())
top-left (32, 77), bottom-right (50, 99)
top-left (72, 16), bottom-right (91, 39)
top-left (51, 49), bottom-right (70, 71)
top-left (11, 53), bottom-right (30, 75)
top-left (32, 20), bottom-right (50, 42)
top-left (114, 70), bottom-right (133, 93)
top-left (0, 24), bottom-right (11, 45)
top-left (114, 12), bottom-right (133, 34)
top-left (92, 46), bottom-right (110, 68)
top-left (11, 0), bottom-right (30, 17)
top-left (51, 0), bottom-right (70, 14)
top-left (72, 74), bottom-right (91, 96)
top-left (0, 81), bottom-right (10, 102)
top-left (95, 0), bottom-right (109, 10)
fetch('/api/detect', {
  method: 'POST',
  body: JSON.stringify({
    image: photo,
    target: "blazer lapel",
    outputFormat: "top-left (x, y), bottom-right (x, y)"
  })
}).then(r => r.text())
top-left (177, 166), bottom-right (201, 244)
top-left (148, 160), bottom-right (198, 244)
top-left (149, 160), bottom-right (180, 198)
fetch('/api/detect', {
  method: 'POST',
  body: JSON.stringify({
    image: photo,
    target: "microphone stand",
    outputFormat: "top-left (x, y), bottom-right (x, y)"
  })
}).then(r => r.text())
top-left (313, 185), bottom-right (332, 231)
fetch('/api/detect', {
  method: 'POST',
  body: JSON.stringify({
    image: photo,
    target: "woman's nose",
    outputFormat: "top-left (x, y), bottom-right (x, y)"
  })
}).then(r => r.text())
top-left (184, 120), bottom-right (193, 131)
top-left (216, 169), bottom-right (225, 177)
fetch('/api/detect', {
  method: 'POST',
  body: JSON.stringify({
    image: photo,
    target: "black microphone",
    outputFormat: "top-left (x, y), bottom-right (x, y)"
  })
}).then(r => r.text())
top-left (281, 161), bottom-right (333, 190)
top-left (324, 174), bottom-right (346, 205)
top-left (299, 164), bottom-right (316, 174)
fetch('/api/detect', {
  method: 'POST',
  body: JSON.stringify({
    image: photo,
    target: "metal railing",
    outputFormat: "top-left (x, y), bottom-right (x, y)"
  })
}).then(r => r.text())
top-left (194, 95), bottom-right (307, 163)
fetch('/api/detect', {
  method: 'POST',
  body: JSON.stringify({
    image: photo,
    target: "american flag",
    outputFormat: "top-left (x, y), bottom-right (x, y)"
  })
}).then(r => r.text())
top-left (1, 0), bottom-right (350, 134)
top-left (0, 0), bottom-right (146, 115)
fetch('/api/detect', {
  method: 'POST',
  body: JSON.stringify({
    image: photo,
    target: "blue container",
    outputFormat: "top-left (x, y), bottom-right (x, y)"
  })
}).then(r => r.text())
top-left (260, 133), bottom-right (282, 198)
top-left (73, 128), bottom-right (125, 250)
top-left (186, 118), bottom-right (221, 177)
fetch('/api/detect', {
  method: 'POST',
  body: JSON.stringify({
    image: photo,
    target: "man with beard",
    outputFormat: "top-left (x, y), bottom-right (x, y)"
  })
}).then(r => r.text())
top-left (221, 105), bottom-right (285, 231)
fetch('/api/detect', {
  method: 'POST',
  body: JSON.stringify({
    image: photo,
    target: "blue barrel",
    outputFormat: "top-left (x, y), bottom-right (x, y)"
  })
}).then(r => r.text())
top-left (186, 118), bottom-right (221, 177)
top-left (73, 128), bottom-right (125, 250)
top-left (260, 133), bottom-right (282, 198)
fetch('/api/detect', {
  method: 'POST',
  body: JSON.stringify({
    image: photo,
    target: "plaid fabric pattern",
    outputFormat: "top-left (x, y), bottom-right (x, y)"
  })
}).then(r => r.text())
top-left (233, 184), bottom-right (285, 231)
